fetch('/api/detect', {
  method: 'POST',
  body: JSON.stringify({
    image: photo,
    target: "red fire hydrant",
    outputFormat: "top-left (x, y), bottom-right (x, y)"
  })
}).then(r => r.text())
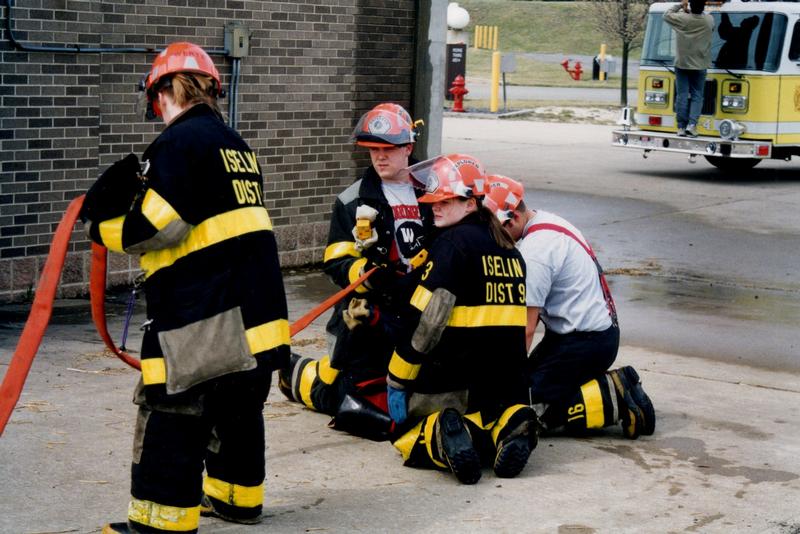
top-left (560, 59), bottom-right (583, 81)
top-left (449, 75), bottom-right (468, 112)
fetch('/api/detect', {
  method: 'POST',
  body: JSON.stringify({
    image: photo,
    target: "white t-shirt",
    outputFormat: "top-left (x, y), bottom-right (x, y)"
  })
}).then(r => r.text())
top-left (518, 210), bottom-right (612, 334)
top-left (382, 181), bottom-right (425, 271)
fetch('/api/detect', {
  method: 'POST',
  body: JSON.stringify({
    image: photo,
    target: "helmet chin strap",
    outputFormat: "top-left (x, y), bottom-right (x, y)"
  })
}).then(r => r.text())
top-left (145, 100), bottom-right (158, 121)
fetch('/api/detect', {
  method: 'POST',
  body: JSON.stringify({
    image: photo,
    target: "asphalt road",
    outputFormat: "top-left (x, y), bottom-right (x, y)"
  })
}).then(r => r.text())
top-left (442, 116), bottom-right (800, 372)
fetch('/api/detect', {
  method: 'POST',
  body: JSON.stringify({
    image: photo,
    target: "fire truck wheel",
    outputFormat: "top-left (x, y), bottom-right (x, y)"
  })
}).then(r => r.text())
top-left (705, 156), bottom-right (761, 173)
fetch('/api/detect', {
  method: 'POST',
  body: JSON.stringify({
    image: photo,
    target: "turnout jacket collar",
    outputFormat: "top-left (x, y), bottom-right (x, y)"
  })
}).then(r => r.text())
top-left (161, 102), bottom-right (222, 133)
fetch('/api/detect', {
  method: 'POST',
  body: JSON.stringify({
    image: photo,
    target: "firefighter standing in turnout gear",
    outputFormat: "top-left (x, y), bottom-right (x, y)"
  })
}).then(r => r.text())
top-left (80, 42), bottom-right (290, 533)
top-left (386, 154), bottom-right (540, 485)
top-left (279, 104), bottom-right (435, 441)
top-left (484, 175), bottom-right (655, 440)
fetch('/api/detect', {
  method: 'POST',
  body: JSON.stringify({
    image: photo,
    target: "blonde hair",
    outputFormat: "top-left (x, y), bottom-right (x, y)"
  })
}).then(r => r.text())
top-left (162, 73), bottom-right (221, 114)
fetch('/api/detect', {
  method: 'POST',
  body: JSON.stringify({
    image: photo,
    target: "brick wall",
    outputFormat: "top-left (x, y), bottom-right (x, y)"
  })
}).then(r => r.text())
top-left (0, 0), bottom-right (418, 303)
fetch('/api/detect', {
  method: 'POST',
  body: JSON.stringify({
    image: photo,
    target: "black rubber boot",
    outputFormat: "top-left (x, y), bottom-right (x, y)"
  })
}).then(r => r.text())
top-left (102, 524), bottom-right (132, 534)
top-left (200, 494), bottom-right (262, 525)
top-left (278, 352), bottom-right (308, 402)
top-left (609, 366), bottom-right (656, 439)
top-left (493, 406), bottom-right (539, 478)
top-left (435, 408), bottom-right (482, 484)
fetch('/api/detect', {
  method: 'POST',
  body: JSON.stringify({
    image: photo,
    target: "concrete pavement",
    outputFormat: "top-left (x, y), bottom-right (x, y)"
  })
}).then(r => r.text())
top-left (1, 267), bottom-right (800, 533)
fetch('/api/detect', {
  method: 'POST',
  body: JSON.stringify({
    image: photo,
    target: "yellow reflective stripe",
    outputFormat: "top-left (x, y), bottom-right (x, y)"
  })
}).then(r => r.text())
top-left (388, 351), bottom-right (421, 382)
top-left (581, 379), bottom-right (606, 429)
top-left (409, 285), bottom-right (433, 312)
top-left (424, 412), bottom-right (447, 469)
top-left (141, 188), bottom-right (180, 230)
top-left (141, 358), bottom-right (166, 385)
top-left (463, 411), bottom-right (486, 430)
top-left (140, 206), bottom-right (273, 278)
top-left (298, 360), bottom-right (318, 409)
top-left (348, 257), bottom-right (369, 294)
top-left (98, 215), bottom-right (125, 253)
top-left (203, 476), bottom-right (263, 508)
top-left (491, 403), bottom-right (528, 445)
top-left (448, 305), bottom-right (527, 327)
top-left (128, 498), bottom-right (200, 532)
top-left (324, 241), bottom-right (359, 263)
top-left (318, 355), bottom-right (340, 385)
top-left (394, 420), bottom-right (424, 462)
top-left (245, 319), bottom-right (290, 355)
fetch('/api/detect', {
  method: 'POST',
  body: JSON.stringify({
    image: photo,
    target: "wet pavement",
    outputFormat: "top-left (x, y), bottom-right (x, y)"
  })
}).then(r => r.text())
top-left (442, 117), bottom-right (800, 374)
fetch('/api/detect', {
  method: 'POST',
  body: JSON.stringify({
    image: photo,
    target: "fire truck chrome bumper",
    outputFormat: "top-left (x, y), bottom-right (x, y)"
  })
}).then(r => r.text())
top-left (611, 130), bottom-right (771, 159)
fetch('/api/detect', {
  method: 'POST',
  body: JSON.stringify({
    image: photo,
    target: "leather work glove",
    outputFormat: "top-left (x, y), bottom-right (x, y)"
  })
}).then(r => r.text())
top-left (342, 298), bottom-right (379, 330)
top-left (387, 385), bottom-right (408, 424)
top-left (352, 204), bottom-right (379, 251)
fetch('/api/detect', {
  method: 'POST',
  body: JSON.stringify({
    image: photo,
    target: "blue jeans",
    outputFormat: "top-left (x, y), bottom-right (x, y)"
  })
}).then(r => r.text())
top-left (675, 68), bottom-right (706, 128)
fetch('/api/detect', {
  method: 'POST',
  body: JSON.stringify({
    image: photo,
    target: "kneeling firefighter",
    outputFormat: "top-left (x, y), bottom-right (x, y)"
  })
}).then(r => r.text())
top-left (81, 42), bottom-right (290, 533)
top-left (386, 154), bottom-right (540, 484)
top-left (484, 175), bottom-right (655, 440)
top-left (279, 103), bottom-right (434, 441)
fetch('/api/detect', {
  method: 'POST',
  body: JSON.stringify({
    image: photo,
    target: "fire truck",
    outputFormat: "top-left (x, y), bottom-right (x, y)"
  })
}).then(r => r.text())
top-left (612, 0), bottom-right (800, 171)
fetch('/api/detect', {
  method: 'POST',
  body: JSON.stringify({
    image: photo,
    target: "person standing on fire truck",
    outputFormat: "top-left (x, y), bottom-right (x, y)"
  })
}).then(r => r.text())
top-left (484, 175), bottom-right (655, 440)
top-left (80, 42), bottom-right (290, 533)
top-left (664, 0), bottom-right (714, 137)
top-left (279, 103), bottom-right (436, 441)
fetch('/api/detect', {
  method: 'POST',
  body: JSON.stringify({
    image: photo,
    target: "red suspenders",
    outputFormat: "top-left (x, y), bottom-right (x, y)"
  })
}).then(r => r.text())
top-left (524, 223), bottom-right (618, 327)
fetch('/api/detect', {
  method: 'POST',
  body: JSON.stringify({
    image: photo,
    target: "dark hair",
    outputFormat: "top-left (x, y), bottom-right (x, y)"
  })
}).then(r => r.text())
top-left (689, 0), bottom-right (705, 14)
top-left (477, 203), bottom-right (516, 250)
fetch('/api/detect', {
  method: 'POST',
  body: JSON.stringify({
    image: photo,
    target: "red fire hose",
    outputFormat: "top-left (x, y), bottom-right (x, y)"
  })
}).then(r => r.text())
top-left (0, 195), bottom-right (375, 436)
top-left (0, 195), bottom-right (85, 436)
top-left (89, 242), bottom-right (141, 371)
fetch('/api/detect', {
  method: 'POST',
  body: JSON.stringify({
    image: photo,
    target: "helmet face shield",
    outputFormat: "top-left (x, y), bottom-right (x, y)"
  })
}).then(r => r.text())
top-left (352, 106), bottom-right (417, 147)
top-left (135, 73), bottom-right (159, 121)
top-left (409, 154), bottom-right (487, 203)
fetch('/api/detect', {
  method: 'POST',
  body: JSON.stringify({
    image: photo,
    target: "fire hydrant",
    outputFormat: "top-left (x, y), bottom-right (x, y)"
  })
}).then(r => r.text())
top-left (560, 59), bottom-right (583, 81)
top-left (449, 75), bottom-right (468, 112)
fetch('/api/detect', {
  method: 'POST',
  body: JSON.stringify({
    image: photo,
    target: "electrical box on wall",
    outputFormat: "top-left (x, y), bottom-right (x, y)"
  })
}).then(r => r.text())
top-left (224, 22), bottom-right (250, 58)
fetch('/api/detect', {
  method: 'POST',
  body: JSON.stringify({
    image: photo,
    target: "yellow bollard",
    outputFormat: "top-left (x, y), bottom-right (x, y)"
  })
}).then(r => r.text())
top-left (492, 26), bottom-right (499, 51)
top-left (475, 25), bottom-right (483, 49)
top-left (599, 43), bottom-right (607, 81)
top-left (490, 51), bottom-right (501, 112)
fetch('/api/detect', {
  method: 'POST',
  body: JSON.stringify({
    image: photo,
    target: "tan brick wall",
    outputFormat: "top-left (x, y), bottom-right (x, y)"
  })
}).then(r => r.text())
top-left (0, 0), bottom-right (416, 303)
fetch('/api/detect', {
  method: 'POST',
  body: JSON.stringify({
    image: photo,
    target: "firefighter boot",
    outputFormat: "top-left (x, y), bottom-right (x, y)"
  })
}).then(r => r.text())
top-left (200, 494), bottom-right (262, 525)
top-left (492, 405), bottom-right (539, 478)
top-left (278, 352), bottom-right (309, 402)
top-left (102, 524), bottom-right (133, 534)
top-left (434, 408), bottom-right (482, 484)
top-left (609, 366), bottom-right (656, 439)
top-left (330, 393), bottom-right (393, 441)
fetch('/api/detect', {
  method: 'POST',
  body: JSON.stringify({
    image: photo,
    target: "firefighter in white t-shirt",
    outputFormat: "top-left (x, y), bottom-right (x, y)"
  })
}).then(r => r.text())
top-left (485, 175), bottom-right (656, 439)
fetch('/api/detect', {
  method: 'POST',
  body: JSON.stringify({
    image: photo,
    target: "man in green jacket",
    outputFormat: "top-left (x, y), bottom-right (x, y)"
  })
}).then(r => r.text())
top-left (664, 0), bottom-right (714, 137)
